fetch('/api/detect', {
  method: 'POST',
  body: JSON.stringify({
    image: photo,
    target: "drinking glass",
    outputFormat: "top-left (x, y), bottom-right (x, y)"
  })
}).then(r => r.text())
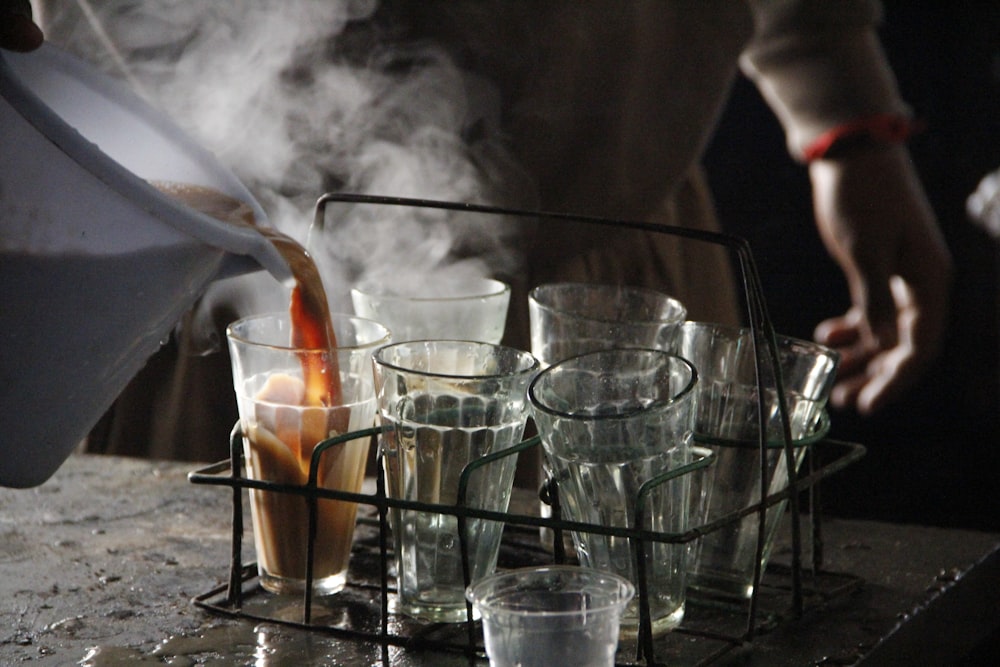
top-left (351, 278), bottom-right (510, 344)
top-left (528, 282), bottom-right (687, 549)
top-left (373, 340), bottom-right (538, 622)
top-left (466, 565), bottom-right (635, 667)
top-left (674, 321), bottom-right (839, 601)
top-left (528, 348), bottom-right (698, 637)
top-left (227, 313), bottom-right (390, 595)
top-left (527, 282), bottom-right (686, 367)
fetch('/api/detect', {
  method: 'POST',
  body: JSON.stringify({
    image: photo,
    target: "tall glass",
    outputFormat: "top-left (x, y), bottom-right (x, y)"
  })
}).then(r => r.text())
top-left (373, 340), bottom-right (538, 622)
top-left (528, 282), bottom-right (686, 367)
top-left (528, 349), bottom-right (698, 637)
top-left (227, 313), bottom-right (390, 595)
top-left (528, 282), bottom-right (687, 549)
top-left (674, 321), bottom-right (839, 601)
top-left (352, 278), bottom-right (510, 344)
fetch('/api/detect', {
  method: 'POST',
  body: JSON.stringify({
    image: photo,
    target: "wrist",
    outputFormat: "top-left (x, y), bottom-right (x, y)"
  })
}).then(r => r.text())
top-left (803, 113), bottom-right (921, 163)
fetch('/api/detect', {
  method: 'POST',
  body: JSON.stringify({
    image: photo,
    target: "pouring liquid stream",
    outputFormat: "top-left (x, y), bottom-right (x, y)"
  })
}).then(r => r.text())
top-left (153, 182), bottom-right (346, 436)
top-left (155, 184), bottom-right (370, 590)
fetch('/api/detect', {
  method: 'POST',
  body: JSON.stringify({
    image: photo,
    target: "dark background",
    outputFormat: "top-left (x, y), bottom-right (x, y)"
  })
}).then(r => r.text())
top-left (703, 2), bottom-right (1000, 531)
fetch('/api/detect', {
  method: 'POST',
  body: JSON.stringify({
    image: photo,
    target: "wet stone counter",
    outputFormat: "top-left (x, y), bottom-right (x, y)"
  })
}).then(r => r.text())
top-left (1, 453), bottom-right (998, 666)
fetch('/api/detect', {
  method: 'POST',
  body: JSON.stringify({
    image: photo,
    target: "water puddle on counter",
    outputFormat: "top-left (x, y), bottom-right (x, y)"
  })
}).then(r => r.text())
top-left (76, 613), bottom-right (483, 666)
top-left (79, 623), bottom-right (360, 666)
top-left (76, 538), bottom-right (483, 666)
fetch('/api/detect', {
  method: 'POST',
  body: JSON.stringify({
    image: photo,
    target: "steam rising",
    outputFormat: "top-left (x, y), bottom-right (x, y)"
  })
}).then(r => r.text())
top-left (44, 0), bottom-right (529, 334)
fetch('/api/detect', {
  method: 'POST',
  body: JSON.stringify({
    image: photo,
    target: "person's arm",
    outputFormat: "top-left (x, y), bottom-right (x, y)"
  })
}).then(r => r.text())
top-left (741, 0), bottom-right (952, 414)
top-left (808, 142), bottom-right (951, 414)
top-left (1, 0), bottom-right (42, 51)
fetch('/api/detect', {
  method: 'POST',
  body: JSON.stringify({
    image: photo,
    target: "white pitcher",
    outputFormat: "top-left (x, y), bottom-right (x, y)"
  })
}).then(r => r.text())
top-left (0, 44), bottom-right (291, 487)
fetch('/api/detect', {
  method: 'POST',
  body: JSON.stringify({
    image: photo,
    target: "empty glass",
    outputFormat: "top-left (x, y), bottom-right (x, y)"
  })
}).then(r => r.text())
top-left (528, 283), bottom-right (688, 550)
top-left (528, 282), bottom-right (686, 367)
top-left (467, 565), bottom-right (635, 667)
top-left (352, 277), bottom-right (510, 344)
top-left (674, 321), bottom-right (839, 601)
top-left (373, 340), bottom-right (538, 622)
top-left (529, 348), bottom-right (698, 637)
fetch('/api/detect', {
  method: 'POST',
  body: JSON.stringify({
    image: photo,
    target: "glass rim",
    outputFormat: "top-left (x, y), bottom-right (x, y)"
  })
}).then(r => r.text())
top-left (351, 277), bottom-right (510, 303)
top-left (527, 348), bottom-right (698, 421)
top-left (465, 565), bottom-right (635, 618)
top-left (226, 311), bottom-right (391, 353)
top-left (679, 320), bottom-right (839, 361)
top-left (528, 281), bottom-right (686, 326)
top-left (372, 339), bottom-right (539, 380)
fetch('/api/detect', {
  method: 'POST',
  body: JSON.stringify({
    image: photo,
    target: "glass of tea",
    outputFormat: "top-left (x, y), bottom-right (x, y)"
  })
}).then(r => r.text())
top-left (227, 312), bottom-right (390, 595)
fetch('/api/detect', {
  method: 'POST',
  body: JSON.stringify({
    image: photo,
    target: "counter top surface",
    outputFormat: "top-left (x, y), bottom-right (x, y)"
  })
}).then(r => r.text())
top-left (1, 453), bottom-right (998, 666)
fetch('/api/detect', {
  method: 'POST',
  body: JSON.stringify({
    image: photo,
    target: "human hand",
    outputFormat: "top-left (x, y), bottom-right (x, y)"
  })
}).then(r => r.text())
top-left (808, 143), bottom-right (953, 415)
top-left (1, 0), bottom-right (42, 52)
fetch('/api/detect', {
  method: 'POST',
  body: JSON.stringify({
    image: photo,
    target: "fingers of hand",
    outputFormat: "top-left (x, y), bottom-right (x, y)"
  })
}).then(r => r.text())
top-left (820, 278), bottom-right (940, 414)
top-left (815, 309), bottom-right (871, 377)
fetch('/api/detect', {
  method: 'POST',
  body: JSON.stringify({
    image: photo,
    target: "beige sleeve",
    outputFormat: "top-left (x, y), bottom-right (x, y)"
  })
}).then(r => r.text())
top-left (740, 0), bottom-right (911, 161)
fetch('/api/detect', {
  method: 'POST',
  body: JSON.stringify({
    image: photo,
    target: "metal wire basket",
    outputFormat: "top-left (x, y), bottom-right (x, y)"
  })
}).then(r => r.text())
top-left (188, 193), bottom-right (867, 666)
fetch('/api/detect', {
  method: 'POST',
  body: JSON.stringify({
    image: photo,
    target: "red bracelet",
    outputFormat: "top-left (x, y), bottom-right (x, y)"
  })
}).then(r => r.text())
top-left (802, 113), bottom-right (921, 162)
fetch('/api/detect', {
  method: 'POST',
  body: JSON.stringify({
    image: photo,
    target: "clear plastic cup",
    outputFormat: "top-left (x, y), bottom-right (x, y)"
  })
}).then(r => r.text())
top-left (467, 565), bottom-right (635, 667)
